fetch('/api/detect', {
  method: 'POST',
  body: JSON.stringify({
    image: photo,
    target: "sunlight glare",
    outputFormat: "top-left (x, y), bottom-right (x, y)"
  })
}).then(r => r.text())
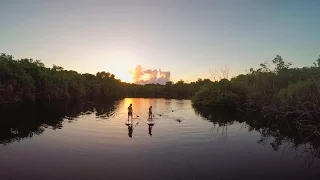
top-left (102, 50), bottom-right (137, 83)
top-left (117, 70), bottom-right (133, 83)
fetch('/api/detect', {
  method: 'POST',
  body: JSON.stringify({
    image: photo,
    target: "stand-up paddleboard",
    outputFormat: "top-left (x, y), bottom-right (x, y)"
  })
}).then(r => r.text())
top-left (125, 120), bottom-right (134, 125)
top-left (146, 118), bottom-right (156, 125)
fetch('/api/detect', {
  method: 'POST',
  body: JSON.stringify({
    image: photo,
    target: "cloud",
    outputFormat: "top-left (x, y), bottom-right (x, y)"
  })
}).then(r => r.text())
top-left (131, 65), bottom-right (144, 82)
top-left (157, 69), bottom-right (171, 85)
top-left (131, 65), bottom-right (171, 85)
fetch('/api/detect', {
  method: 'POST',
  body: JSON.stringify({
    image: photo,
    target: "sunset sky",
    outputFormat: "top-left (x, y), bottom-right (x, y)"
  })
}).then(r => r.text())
top-left (1, 0), bottom-right (320, 83)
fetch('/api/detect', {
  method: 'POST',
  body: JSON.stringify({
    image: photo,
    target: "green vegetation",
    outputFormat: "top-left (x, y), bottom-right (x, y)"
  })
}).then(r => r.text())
top-left (0, 53), bottom-right (122, 103)
top-left (2, 52), bottom-right (319, 137)
top-left (193, 55), bottom-right (320, 137)
top-left (0, 53), bottom-right (209, 103)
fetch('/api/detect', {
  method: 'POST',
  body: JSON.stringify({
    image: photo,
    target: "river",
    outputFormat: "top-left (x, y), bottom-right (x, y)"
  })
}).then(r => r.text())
top-left (0, 98), bottom-right (319, 180)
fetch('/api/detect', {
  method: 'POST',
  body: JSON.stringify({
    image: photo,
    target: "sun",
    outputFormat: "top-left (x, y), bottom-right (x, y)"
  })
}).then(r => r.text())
top-left (116, 70), bottom-right (133, 83)
top-left (100, 50), bottom-right (137, 83)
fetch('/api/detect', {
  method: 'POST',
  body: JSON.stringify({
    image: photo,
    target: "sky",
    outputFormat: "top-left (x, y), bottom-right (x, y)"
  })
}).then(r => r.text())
top-left (1, 0), bottom-right (319, 83)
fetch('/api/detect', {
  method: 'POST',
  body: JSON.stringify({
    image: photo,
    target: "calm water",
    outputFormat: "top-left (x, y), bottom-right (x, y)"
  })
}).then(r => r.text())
top-left (0, 98), bottom-right (320, 180)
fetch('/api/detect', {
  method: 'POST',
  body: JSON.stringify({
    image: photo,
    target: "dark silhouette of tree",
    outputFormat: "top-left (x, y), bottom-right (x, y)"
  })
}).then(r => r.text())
top-left (0, 53), bottom-right (210, 104)
top-left (193, 55), bottom-right (320, 138)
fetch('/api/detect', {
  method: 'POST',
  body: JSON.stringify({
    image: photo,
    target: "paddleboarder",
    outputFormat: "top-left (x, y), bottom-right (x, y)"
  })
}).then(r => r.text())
top-left (128, 104), bottom-right (133, 121)
top-left (148, 106), bottom-right (152, 119)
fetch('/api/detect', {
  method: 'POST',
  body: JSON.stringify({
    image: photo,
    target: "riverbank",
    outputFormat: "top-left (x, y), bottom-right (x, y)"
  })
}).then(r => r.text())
top-left (192, 55), bottom-right (320, 138)
top-left (2, 53), bottom-right (320, 137)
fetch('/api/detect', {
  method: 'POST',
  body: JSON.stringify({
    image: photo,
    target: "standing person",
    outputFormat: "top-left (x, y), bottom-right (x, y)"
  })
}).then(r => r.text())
top-left (148, 106), bottom-right (152, 119)
top-left (128, 104), bottom-right (133, 121)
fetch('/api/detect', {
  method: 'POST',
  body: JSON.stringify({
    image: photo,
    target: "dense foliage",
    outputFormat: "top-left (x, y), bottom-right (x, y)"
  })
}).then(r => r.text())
top-left (193, 55), bottom-right (320, 137)
top-left (1, 52), bottom-right (320, 137)
top-left (0, 53), bottom-right (209, 103)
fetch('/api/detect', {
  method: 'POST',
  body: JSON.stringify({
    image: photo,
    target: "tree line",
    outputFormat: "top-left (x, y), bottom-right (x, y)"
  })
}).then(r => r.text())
top-left (1, 52), bottom-right (320, 137)
top-left (0, 53), bottom-right (210, 104)
top-left (193, 55), bottom-right (320, 138)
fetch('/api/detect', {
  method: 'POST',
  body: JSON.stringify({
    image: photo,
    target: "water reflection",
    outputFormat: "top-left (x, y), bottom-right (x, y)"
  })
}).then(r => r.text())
top-left (95, 99), bottom-right (120, 119)
top-left (193, 105), bottom-right (320, 167)
top-left (127, 124), bottom-right (133, 138)
top-left (0, 99), bottom-right (119, 145)
top-left (148, 124), bottom-right (154, 137)
top-left (1, 98), bottom-right (320, 179)
top-left (2, 99), bottom-right (320, 158)
top-left (124, 120), bottom-right (140, 138)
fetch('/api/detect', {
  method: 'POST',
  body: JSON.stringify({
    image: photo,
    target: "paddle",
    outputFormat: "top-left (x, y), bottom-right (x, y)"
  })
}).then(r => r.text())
top-left (133, 112), bottom-right (139, 117)
top-left (134, 122), bottom-right (139, 127)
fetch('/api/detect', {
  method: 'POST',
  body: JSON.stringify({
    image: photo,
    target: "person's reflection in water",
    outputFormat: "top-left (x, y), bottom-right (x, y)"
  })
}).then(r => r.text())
top-left (148, 124), bottom-right (154, 137)
top-left (126, 122), bottom-right (139, 138)
top-left (127, 124), bottom-right (133, 138)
